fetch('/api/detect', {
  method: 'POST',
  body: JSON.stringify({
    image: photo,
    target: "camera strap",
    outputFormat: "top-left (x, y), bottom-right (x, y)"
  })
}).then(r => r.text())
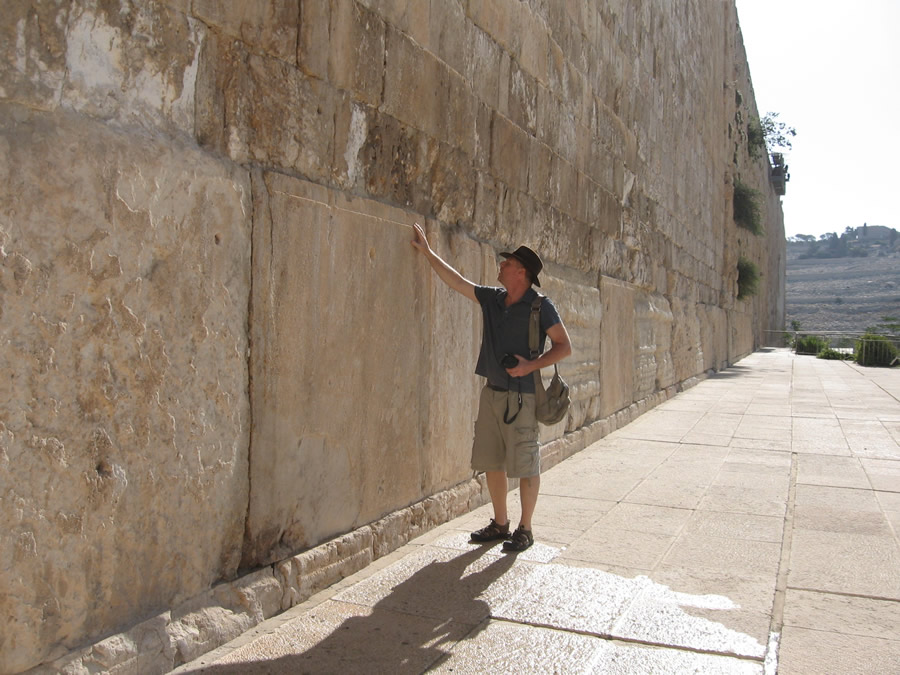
top-left (503, 374), bottom-right (523, 424)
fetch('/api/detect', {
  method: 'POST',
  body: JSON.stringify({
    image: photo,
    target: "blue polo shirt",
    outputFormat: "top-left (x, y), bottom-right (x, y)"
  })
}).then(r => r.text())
top-left (474, 285), bottom-right (562, 394)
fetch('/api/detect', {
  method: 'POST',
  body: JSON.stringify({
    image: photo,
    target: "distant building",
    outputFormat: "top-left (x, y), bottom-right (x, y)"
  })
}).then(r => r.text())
top-left (857, 224), bottom-right (896, 242)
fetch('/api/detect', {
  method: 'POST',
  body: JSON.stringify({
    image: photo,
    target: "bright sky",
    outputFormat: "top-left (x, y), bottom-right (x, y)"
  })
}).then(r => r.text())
top-left (735, 0), bottom-right (900, 239)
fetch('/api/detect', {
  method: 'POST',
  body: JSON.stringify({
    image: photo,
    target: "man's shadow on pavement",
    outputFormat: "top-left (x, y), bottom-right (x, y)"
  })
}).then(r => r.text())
top-left (191, 543), bottom-right (517, 674)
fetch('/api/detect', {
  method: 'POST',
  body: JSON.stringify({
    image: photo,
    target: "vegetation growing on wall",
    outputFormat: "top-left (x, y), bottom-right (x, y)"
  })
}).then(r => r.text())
top-left (748, 112), bottom-right (796, 160)
top-left (737, 256), bottom-right (760, 299)
top-left (733, 179), bottom-right (763, 235)
top-left (747, 118), bottom-right (766, 159)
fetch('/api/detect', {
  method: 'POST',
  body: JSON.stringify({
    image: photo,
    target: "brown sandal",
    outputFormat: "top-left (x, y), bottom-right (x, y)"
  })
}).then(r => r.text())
top-left (470, 518), bottom-right (511, 542)
top-left (502, 526), bottom-right (534, 551)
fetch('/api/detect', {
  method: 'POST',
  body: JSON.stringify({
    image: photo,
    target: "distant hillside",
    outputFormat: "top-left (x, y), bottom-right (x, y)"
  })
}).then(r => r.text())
top-left (785, 233), bottom-right (900, 334)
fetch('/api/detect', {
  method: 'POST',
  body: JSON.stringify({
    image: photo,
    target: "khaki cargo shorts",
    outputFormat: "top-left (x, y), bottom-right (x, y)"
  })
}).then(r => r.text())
top-left (471, 385), bottom-right (540, 478)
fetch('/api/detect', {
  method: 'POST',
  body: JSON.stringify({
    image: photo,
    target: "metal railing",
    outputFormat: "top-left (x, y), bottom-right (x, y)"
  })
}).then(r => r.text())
top-left (764, 330), bottom-right (900, 365)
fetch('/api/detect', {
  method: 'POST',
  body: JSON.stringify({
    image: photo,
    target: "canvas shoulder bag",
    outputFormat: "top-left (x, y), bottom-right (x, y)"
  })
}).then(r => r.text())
top-left (529, 295), bottom-right (570, 425)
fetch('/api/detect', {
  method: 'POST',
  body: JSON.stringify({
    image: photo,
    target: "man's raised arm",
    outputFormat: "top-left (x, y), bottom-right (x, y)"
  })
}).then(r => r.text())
top-left (411, 223), bottom-right (478, 303)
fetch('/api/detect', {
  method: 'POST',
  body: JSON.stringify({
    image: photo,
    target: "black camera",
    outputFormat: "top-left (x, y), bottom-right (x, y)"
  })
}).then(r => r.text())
top-left (500, 353), bottom-right (519, 369)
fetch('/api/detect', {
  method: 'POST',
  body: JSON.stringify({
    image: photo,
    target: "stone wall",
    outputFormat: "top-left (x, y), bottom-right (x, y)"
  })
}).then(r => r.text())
top-left (0, 1), bottom-right (784, 672)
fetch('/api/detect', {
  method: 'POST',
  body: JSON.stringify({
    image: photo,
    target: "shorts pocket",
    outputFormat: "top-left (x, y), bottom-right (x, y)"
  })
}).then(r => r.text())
top-left (512, 438), bottom-right (540, 477)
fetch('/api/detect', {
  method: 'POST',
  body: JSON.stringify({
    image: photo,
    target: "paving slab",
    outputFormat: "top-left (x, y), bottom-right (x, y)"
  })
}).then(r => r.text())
top-left (176, 350), bottom-right (900, 674)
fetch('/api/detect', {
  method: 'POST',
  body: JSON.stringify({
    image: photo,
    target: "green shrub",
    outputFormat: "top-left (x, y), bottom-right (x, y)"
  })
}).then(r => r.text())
top-left (817, 348), bottom-right (851, 361)
top-left (855, 333), bottom-right (899, 367)
top-left (733, 179), bottom-right (763, 235)
top-left (747, 119), bottom-right (766, 159)
top-left (737, 257), bottom-right (760, 299)
top-left (794, 335), bottom-right (829, 356)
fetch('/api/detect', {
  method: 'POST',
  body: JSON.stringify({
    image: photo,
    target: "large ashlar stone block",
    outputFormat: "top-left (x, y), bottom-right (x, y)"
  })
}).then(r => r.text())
top-left (192, 0), bottom-right (299, 63)
top-left (491, 112), bottom-right (530, 193)
top-left (245, 172), bottom-right (484, 568)
top-left (197, 36), bottom-right (341, 184)
top-left (469, 25), bottom-right (503, 108)
top-left (600, 276), bottom-right (635, 418)
top-left (729, 309), bottom-right (755, 360)
top-left (65, 3), bottom-right (201, 133)
top-left (419, 223), bottom-right (485, 493)
top-left (0, 106), bottom-right (251, 674)
top-left (358, 0), bottom-right (431, 49)
top-left (383, 25), bottom-right (449, 141)
top-left (428, 0), bottom-right (469, 78)
top-left (0, 0), bottom-right (70, 110)
top-left (634, 291), bottom-right (676, 400)
top-left (2, 1), bottom-right (202, 134)
top-left (539, 275), bottom-right (602, 433)
top-left (468, 0), bottom-right (548, 84)
top-left (353, 107), bottom-right (476, 225)
top-left (698, 303), bottom-right (728, 372)
top-left (328, 0), bottom-right (386, 106)
top-left (670, 296), bottom-right (706, 382)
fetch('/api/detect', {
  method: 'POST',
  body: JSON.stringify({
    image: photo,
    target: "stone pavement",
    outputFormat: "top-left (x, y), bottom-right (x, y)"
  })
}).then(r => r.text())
top-left (175, 349), bottom-right (900, 674)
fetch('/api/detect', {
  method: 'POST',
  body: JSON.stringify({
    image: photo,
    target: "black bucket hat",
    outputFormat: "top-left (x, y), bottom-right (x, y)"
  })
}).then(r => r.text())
top-left (500, 245), bottom-right (543, 287)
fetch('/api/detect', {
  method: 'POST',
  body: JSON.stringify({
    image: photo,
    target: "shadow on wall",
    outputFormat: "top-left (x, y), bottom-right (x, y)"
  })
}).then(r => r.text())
top-left (180, 546), bottom-right (515, 673)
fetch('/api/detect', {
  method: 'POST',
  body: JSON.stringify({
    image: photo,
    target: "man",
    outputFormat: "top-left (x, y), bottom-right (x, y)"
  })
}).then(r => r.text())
top-left (411, 223), bottom-right (571, 551)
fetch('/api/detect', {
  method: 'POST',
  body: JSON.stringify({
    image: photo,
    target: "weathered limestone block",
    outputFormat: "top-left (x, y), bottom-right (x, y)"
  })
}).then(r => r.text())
top-left (698, 304), bottom-right (729, 372)
top-left (0, 106), bottom-right (251, 674)
top-left (358, 0), bottom-right (430, 49)
top-left (356, 107), bottom-right (423, 206)
top-left (599, 277), bottom-right (636, 418)
top-left (328, 0), bottom-right (386, 106)
top-left (354, 107), bottom-right (476, 224)
top-left (670, 296), bottom-right (706, 382)
top-left (539, 275), bottom-right (601, 433)
top-left (383, 25), bottom-right (449, 141)
top-left (63, 2), bottom-right (201, 133)
top-left (167, 569), bottom-right (282, 666)
top-left (246, 172), bottom-right (482, 568)
top-left (468, 24), bottom-right (503, 108)
top-left (634, 291), bottom-right (675, 400)
top-left (491, 112), bottom-right (530, 193)
top-left (192, 0), bottom-right (298, 63)
top-left (427, 0), bottom-right (469, 78)
top-left (508, 60), bottom-right (538, 135)
top-left (1, 1), bottom-right (201, 135)
top-left (37, 612), bottom-right (174, 675)
top-left (467, 0), bottom-right (548, 84)
top-left (197, 35), bottom-right (341, 183)
top-left (729, 309), bottom-right (755, 360)
top-left (275, 527), bottom-right (375, 610)
top-left (429, 142), bottom-right (478, 226)
top-left (297, 0), bottom-right (329, 78)
top-left (445, 67), bottom-right (480, 162)
top-left (0, 0), bottom-right (70, 110)
top-left (418, 223), bottom-right (483, 493)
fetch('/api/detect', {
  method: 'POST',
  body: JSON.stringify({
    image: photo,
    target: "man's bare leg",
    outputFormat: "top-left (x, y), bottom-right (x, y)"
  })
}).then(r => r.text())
top-left (518, 474), bottom-right (540, 531)
top-left (485, 470), bottom-right (509, 526)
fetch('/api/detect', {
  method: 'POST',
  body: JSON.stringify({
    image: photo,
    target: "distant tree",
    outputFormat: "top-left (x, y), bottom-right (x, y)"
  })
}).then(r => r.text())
top-left (827, 233), bottom-right (848, 257)
top-left (794, 234), bottom-right (816, 243)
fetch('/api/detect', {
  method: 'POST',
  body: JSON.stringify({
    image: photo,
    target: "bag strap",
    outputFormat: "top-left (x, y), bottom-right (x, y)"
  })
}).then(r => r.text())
top-left (529, 295), bottom-right (542, 359)
top-left (530, 294), bottom-right (560, 380)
